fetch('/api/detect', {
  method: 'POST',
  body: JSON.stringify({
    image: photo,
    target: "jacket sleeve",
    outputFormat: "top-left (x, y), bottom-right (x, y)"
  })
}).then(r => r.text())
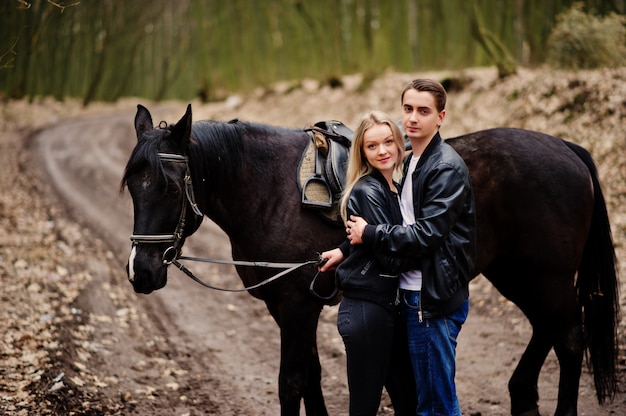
top-left (348, 181), bottom-right (419, 274)
top-left (337, 239), bottom-right (350, 257)
top-left (362, 163), bottom-right (469, 258)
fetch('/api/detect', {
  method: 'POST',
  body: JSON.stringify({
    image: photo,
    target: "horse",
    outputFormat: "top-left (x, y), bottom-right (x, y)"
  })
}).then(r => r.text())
top-left (121, 104), bottom-right (619, 416)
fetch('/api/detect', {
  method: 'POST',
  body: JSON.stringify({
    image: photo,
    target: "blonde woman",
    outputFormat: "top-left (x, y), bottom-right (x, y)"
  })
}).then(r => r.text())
top-left (321, 111), bottom-right (417, 415)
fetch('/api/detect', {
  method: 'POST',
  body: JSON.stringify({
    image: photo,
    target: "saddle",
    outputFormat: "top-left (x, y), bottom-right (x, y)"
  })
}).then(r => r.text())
top-left (298, 120), bottom-right (353, 226)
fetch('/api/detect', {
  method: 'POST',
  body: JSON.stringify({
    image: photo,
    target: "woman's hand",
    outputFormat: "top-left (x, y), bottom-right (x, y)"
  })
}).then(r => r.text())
top-left (318, 248), bottom-right (344, 272)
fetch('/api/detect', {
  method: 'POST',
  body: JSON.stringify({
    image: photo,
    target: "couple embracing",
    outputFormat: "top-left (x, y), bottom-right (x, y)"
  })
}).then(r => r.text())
top-left (320, 79), bottom-right (476, 416)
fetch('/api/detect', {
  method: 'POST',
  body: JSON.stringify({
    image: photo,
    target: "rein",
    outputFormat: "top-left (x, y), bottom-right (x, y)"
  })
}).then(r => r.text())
top-left (171, 256), bottom-right (322, 293)
top-left (129, 151), bottom-right (334, 297)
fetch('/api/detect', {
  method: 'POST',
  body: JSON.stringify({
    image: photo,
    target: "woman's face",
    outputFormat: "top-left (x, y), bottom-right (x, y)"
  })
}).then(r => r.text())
top-left (362, 123), bottom-right (399, 179)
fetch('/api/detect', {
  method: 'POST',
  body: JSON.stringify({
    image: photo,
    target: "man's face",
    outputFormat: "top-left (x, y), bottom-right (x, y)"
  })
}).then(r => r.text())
top-left (401, 89), bottom-right (445, 142)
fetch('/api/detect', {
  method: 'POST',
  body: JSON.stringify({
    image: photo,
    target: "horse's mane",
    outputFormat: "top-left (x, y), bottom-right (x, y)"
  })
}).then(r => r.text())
top-left (188, 120), bottom-right (244, 182)
top-left (121, 119), bottom-right (293, 195)
top-left (189, 120), bottom-right (299, 183)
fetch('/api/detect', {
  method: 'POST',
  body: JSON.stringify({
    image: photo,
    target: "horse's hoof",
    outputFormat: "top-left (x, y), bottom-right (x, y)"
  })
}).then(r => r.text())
top-left (515, 409), bottom-right (540, 416)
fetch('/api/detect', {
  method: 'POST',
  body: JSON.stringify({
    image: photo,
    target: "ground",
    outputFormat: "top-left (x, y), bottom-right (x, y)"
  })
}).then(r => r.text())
top-left (0, 67), bottom-right (625, 415)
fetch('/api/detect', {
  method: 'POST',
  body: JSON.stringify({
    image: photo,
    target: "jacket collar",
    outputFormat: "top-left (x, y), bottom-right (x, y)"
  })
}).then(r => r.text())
top-left (403, 131), bottom-right (443, 175)
top-left (370, 168), bottom-right (399, 192)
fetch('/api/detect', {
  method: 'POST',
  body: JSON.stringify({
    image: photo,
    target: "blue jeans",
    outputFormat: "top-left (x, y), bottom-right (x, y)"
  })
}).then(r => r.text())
top-left (402, 291), bottom-right (469, 416)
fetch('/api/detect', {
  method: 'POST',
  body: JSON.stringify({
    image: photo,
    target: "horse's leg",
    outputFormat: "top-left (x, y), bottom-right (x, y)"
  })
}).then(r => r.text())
top-left (300, 335), bottom-right (327, 416)
top-left (551, 323), bottom-right (583, 416)
top-left (494, 281), bottom-right (582, 416)
top-left (486, 266), bottom-right (582, 416)
top-left (522, 284), bottom-right (582, 416)
top-left (508, 330), bottom-right (552, 416)
top-left (510, 314), bottom-right (582, 416)
top-left (484, 266), bottom-right (549, 416)
top-left (538, 281), bottom-right (583, 416)
top-left (265, 295), bottom-right (328, 416)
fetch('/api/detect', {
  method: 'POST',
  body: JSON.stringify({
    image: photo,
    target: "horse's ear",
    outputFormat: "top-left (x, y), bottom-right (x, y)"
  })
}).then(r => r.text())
top-left (170, 104), bottom-right (193, 145)
top-left (134, 104), bottom-right (154, 140)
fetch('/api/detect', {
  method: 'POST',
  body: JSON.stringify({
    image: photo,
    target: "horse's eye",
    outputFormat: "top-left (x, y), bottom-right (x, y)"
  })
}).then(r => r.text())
top-left (166, 183), bottom-right (181, 196)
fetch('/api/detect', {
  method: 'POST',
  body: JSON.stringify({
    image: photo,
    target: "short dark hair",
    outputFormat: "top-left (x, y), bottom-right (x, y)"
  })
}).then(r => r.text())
top-left (401, 79), bottom-right (447, 112)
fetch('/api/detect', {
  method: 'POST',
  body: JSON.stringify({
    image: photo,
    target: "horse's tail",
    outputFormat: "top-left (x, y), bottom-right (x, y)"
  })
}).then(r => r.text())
top-left (565, 140), bottom-right (620, 404)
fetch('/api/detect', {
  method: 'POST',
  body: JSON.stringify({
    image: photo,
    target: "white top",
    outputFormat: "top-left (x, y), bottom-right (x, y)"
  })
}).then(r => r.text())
top-left (399, 156), bottom-right (422, 290)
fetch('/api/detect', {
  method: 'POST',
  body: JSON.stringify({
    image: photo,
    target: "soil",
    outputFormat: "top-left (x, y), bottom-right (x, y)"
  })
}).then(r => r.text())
top-left (1, 66), bottom-right (625, 416)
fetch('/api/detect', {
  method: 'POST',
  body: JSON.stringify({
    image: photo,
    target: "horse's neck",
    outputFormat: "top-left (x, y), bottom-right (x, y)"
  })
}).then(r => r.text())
top-left (191, 127), bottom-right (276, 234)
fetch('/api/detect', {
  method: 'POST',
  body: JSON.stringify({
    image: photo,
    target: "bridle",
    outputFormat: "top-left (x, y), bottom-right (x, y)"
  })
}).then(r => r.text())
top-left (129, 152), bottom-right (203, 264)
top-left (128, 151), bottom-right (334, 298)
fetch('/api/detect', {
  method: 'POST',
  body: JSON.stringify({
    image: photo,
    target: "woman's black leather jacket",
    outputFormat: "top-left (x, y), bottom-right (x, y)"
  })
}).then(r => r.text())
top-left (336, 170), bottom-right (419, 311)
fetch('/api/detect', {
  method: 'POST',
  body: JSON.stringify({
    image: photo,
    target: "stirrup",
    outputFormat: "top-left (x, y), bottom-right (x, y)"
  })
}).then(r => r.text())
top-left (301, 174), bottom-right (332, 209)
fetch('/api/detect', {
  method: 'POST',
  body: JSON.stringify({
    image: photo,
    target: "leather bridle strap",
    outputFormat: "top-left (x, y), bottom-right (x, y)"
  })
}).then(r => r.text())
top-left (171, 257), bottom-right (321, 292)
top-left (129, 152), bottom-right (203, 264)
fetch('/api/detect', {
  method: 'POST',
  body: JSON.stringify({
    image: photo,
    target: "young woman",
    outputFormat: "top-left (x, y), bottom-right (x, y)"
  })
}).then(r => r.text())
top-left (325, 110), bottom-right (417, 416)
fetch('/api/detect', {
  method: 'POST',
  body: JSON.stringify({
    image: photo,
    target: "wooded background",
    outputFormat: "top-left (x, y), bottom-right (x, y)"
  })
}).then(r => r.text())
top-left (1, 0), bottom-right (624, 105)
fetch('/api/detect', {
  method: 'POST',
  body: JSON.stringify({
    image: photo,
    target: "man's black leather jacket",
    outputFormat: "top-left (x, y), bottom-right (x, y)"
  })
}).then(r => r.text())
top-left (362, 133), bottom-right (476, 318)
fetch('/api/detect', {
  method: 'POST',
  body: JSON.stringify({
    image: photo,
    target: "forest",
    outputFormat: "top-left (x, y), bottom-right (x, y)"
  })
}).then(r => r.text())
top-left (1, 0), bottom-right (624, 104)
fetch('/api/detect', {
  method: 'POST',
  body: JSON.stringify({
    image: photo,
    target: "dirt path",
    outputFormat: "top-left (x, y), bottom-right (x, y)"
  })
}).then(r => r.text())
top-left (33, 109), bottom-right (621, 415)
top-left (2, 67), bottom-right (624, 415)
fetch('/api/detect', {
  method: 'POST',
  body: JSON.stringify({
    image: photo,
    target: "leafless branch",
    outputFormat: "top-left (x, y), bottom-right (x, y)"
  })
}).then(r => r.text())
top-left (46, 0), bottom-right (80, 12)
top-left (0, 32), bottom-right (21, 70)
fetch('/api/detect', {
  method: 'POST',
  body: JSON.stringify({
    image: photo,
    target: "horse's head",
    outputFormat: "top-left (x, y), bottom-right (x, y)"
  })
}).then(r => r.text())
top-left (121, 104), bottom-right (203, 294)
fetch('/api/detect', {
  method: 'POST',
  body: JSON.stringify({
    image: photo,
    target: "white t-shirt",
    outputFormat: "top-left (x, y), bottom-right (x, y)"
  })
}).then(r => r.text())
top-left (399, 156), bottom-right (422, 290)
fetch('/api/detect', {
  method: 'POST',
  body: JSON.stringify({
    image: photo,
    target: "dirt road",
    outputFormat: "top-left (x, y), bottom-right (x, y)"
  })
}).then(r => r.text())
top-left (7, 67), bottom-right (622, 415)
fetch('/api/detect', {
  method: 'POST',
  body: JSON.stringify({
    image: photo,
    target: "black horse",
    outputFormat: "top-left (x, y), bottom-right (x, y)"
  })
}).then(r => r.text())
top-left (121, 104), bottom-right (618, 416)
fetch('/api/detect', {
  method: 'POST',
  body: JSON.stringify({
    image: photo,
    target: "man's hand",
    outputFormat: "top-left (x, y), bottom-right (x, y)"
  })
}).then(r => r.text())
top-left (346, 215), bottom-right (368, 245)
top-left (318, 248), bottom-right (344, 272)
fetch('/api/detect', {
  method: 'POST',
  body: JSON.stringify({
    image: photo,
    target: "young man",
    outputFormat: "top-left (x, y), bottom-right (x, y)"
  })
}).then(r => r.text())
top-left (322, 79), bottom-right (476, 415)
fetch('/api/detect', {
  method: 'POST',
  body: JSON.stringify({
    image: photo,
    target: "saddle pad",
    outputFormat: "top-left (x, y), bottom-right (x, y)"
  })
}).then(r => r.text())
top-left (298, 140), bottom-right (342, 225)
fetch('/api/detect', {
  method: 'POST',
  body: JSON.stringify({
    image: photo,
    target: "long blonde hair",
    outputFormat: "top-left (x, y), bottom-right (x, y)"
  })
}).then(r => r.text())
top-left (339, 110), bottom-right (406, 223)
